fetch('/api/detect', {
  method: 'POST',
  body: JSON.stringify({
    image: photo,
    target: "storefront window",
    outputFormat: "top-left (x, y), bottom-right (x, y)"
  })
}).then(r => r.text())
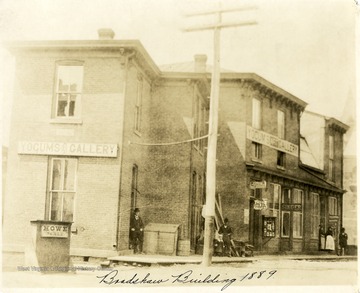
top-left (280, 188), bottom-right (304, 238)
top-left (282, 212), bottom-right (290, 237)
top-left (292, 189), bottom-right (303, 238)
top-left (311, 193), bottom-right (320, 238)
top-left (282, 189), bottom-right (291, 203)
top-left (269, 183), bottom-right (281, 237)
top-left (48, 158), bottom-right (77, 222)
top-left (293, 212), bottom-right (303, 237)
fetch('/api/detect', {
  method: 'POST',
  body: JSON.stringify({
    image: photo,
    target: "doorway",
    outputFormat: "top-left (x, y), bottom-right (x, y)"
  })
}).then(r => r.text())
top-left (249, 199), bottom-right (261, 249)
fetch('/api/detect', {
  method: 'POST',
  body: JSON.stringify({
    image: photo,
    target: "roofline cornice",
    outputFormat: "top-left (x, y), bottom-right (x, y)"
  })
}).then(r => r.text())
top-left (4, 39), bottom-right (161, 79)
top-left (160, 71), bottom-right (307, 110)
top-left (326, 117), bottom-right (349, 134)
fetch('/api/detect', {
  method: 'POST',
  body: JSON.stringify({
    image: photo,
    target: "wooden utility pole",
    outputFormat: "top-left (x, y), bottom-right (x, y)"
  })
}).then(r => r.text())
top-left (184, 4), bottom-right (257, 266)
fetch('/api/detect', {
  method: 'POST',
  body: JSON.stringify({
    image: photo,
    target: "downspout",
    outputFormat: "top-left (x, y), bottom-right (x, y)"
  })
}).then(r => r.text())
top-left (340, 132), bottom-right (344, 228)
top-left (187, 80), bottom-right (195, 241)
top-left (115, 49), bottom-right (136, 251)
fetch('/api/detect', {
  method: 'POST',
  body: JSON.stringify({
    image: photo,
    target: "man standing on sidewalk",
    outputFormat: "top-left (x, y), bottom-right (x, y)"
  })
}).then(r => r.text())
top-left (219, 218), bottom-right (233, 257)
top-left (130, 208), bottom-right (144, 254)
top-left (338, 227), bottom-right (348, 256)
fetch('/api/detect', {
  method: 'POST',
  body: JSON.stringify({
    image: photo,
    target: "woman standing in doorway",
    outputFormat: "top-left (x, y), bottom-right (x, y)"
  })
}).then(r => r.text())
top-left (325, 226), bottom-right (335, 253)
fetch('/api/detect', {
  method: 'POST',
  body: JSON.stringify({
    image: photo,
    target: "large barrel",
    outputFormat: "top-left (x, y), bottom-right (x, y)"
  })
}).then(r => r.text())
top-left (177, 239), bottom-right (190, 256)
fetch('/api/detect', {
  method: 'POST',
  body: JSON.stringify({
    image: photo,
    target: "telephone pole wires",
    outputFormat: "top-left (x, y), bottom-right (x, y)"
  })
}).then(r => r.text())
top-left (183, 3), bottom-right (257, 266)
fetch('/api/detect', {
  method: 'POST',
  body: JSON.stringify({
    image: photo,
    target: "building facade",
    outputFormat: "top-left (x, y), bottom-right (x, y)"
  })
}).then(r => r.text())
top-left (3, 29), bottom-right (349, 262)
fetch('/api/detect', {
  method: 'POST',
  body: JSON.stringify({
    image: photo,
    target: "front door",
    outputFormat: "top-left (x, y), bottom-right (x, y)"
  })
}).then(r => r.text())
top-left (190, 172), bottom-right (204, 250)
top-left (280, 188), bottom-right (304, 252)
top-left (249, 199), bottom-right (261, 249)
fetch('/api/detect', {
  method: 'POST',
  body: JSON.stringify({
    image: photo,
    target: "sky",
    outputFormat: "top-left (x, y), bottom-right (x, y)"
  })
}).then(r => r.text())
top-left (0, 0), bottom-right (358, 146)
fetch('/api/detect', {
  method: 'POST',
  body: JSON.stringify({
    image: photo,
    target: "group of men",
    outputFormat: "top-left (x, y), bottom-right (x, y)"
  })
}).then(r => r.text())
top-left (128, 208), bottom-right (234, 256)
top-left (129, 209), bottom-right (349, 257)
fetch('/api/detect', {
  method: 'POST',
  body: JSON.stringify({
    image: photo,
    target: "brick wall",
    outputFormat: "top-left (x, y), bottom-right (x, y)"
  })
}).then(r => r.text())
top-left (4, 49), bottom-right (125, 254)
top-left (137, 80), bottom-right (197, 240)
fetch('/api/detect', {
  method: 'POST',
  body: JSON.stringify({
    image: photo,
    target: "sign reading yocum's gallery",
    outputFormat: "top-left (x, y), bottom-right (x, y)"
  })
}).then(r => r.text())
top-left (247, 126), bottom-right (298, 157)
top-left (18, 141), bottom-right (118, 158)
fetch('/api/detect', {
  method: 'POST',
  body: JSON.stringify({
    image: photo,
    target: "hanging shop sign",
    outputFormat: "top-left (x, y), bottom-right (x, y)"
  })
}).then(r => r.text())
top-left (281, 203), bottom-right (302, 211)
top-left (254, 199), bottom-right (267, 210)
top-left (263, 216), bottom-right (276, 238)
top-left (18, 141), bottom-right (118, 158)
top-left (250, 180), bottom-right (267, 189)
top-left (41, 224), bottom-right (69, 238)
top-left (247, 126), bottom-right (298, 157)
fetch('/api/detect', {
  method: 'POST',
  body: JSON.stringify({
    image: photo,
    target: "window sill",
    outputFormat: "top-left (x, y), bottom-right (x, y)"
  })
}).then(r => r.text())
top-left (50, 118), bottom-right (83, 125)
top-left (251, 158), bottom-right (262, 164)
top-left (276, 166), bottom-right (285, 171)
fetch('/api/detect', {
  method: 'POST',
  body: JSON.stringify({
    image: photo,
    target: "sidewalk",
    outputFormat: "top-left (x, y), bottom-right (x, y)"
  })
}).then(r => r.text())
top-left (106, 253), bottom-right (357, 266)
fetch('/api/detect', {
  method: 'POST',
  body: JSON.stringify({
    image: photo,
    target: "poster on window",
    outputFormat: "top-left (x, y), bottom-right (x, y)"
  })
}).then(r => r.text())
top-left (263, 216), bottom-right (276, 238)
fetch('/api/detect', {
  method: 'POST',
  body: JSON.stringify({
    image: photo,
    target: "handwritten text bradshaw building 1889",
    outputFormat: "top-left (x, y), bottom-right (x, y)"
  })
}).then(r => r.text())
top-left (96, 269), bottom-right (277, 291)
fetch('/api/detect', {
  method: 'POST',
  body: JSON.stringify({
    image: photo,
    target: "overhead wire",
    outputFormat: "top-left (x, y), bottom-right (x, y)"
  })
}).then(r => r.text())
top-left (128, 134), bottom-right (209, 146)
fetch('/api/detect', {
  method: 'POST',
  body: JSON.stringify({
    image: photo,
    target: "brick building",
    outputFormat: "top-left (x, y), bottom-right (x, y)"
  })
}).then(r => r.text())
top-left (3, 29), bottom-right (349, 262)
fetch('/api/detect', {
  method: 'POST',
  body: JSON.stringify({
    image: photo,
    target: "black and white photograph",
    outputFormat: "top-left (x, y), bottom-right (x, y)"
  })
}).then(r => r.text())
top-left (1, 0), bottom-right (358, 292)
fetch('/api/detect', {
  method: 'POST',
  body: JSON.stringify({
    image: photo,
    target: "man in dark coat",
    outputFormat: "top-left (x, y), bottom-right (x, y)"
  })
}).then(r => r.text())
top-left (219, 218), bottom-right (233, 257)
top-left (130, 208), bottom-right (144, 254)
top-left (338, 227), bottom-right (348, 256)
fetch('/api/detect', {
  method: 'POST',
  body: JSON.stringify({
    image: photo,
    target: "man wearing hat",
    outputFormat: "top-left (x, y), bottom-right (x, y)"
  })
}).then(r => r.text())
top-left (219, 218), bottom-right (233, 257)
top-left (130, 208), bottom-right (144, 254)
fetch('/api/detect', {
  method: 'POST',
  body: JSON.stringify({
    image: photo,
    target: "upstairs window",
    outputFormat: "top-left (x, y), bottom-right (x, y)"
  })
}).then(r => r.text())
top-left (252, 142), bottom-right (262, 161)
top-left (252, 98), bottom-right (261, 129)
top-left (54, 64), bottom-right (83, 119)
top-left (329, 135), bottom-right (334, 180)
top-left (193, 93), bottom-right (207, 153)
top-left (277, 151), bottom-right (286, 168)
top-left (329, 197), bottom-right (338, 215)
top-left (134, 75), bottom-right (143, 133)
top-left (277, 110), bottom-right (285, 139)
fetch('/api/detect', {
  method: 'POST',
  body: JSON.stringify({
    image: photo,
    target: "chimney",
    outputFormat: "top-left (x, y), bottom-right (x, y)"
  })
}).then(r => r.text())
top-left (98, 28), bottom-right (115, 40)
top-left (194, 54), bottom-right (207, 72)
